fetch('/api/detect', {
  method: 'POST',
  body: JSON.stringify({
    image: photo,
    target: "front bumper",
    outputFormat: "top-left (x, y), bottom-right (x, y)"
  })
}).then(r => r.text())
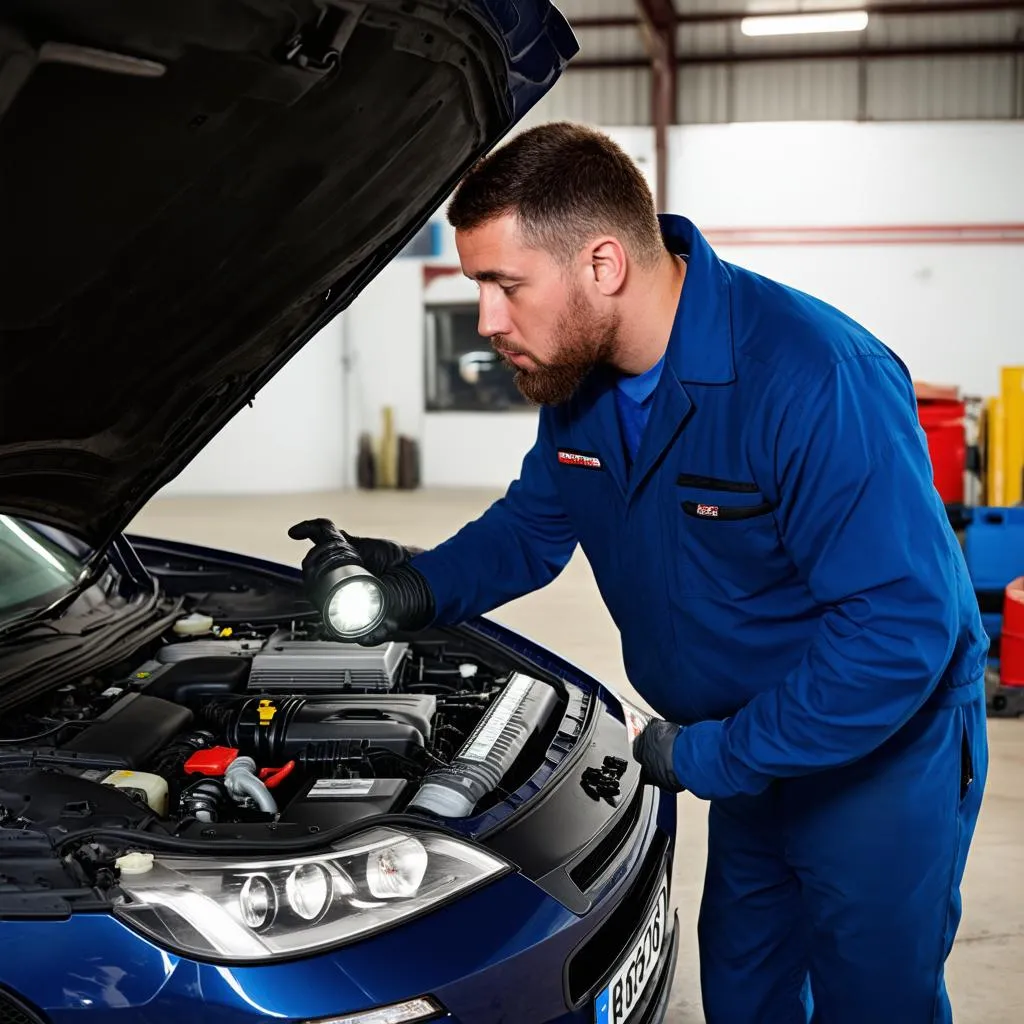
top-left (0, 781), bottom-right (675, 1024)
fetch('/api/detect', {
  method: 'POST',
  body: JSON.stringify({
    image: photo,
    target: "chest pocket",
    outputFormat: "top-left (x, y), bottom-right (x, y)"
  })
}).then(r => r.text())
top-left (673, 473), bottom-right (792, 599)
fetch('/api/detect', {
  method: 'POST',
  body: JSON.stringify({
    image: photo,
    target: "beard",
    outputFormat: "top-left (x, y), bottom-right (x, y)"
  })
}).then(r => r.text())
top-left (492, 286), bottom-right (619, 406)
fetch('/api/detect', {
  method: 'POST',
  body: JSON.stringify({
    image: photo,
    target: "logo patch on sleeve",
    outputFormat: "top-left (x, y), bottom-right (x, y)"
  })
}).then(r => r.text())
top-left (558, 449), bottom-right (602, 470)
top-left (695, 504), bottom-right (720, 517)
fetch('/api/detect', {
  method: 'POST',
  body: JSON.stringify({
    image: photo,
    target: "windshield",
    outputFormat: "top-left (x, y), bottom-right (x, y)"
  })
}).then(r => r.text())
top-left (0, 516), bottom-right (84, 625)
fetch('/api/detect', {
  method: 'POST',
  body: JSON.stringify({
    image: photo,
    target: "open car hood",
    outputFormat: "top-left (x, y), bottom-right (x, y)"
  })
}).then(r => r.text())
top-left (0, 0), bottom-right (576, 550)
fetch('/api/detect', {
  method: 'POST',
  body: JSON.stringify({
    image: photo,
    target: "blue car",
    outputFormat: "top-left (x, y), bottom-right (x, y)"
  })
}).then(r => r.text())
top-left (0, 2), bottom-right (678, 1023)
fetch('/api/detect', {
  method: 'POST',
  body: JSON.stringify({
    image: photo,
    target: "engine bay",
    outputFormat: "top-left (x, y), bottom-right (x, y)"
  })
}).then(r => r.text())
top-left (0, 620), bottom-right (567, 842)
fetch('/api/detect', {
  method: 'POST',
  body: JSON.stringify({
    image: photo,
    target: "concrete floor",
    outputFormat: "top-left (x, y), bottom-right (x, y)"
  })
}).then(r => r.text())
top-left (133, 487), bottom-right (1024, 1023)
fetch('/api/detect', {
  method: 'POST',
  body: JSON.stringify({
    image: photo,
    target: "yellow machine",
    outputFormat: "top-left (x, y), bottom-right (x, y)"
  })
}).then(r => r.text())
top-left (984, 368), bottom-right (1023, 507)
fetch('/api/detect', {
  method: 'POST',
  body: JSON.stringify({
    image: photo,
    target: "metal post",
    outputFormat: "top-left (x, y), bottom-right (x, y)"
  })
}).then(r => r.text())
top-left (636, 0), bottom-right (678, 212)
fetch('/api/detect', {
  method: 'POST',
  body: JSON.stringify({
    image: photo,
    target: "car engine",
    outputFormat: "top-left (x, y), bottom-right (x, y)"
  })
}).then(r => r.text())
top-left (0, 622), bottom-right (565, 838)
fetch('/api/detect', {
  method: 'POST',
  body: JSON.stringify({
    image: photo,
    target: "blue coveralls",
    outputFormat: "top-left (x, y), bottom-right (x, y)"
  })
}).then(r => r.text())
top-left (412, 216), bottom-right (989, 1023)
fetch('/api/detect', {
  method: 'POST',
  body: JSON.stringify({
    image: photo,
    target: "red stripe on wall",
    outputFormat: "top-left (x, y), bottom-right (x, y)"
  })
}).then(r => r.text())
top-left (704, 224), bottom-right (1024, 246)
top-left (423, 223), bottom-right (1024, 284)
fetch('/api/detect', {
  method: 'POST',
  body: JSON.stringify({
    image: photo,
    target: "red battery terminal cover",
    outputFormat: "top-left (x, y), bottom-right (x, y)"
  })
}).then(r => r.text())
top-left (184, 746), bottom-right (239, 776)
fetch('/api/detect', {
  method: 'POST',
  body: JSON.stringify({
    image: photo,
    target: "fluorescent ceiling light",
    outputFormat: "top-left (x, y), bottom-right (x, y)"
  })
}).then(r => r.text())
top-left (740, 11), bottom-right (870, 36)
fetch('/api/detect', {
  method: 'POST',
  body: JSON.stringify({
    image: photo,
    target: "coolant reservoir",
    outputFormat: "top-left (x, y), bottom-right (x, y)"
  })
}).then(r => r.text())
top-left (102, 771), bottom-right (169, 816)
top-left (172, 613), bottom-right (215, 636)
top-left (116, 852), bottom-right (155, 876)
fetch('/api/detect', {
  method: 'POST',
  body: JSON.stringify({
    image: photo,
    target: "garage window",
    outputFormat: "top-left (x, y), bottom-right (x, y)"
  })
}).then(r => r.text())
top-left (425, 304), bottom-right (531, 412)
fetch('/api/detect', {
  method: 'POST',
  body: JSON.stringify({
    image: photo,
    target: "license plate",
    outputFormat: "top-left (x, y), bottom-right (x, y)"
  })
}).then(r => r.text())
top-left (595, 876), bottom-right (668, 1024)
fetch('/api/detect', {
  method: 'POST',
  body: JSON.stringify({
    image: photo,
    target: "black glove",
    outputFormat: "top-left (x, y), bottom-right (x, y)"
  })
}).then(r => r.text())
top-left (356, 561), bottom-right (436, 647)
top-left (288, 518), bottom-right (434, 645)
top-left (288, 518), bottom-right (420, 579)
top-left (632, 719), bottom-right (684, 792)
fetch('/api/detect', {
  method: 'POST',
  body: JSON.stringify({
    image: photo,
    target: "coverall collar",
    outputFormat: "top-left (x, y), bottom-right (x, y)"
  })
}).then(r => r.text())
top-left (657, 214), bottom-right (737, 386)
top-left (575, 214), bottom-right (736, 502)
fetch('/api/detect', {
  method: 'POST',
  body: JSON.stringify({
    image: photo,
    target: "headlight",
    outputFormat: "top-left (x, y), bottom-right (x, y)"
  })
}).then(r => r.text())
top-left (114, 828), bottom-right (507, 961)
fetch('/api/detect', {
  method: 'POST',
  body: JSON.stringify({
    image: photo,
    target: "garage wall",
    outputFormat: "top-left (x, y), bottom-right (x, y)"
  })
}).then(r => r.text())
top-left (534, 0), bottom-right (1024, 125)
top-left (340, 260), bottom-right (425, 488)
top-left (418, 120), bottom-right (1024, 488)
top-left (159, 318), bottom-right (346, 496)
top-left (678, 121), bottom-right (1024, 399)
top-left (160, 120), bottom-right (1024, 497)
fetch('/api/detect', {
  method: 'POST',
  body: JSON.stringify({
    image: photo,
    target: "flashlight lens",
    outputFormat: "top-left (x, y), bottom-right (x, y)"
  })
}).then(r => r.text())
top-left (326, 577), bottom-right (384, 637)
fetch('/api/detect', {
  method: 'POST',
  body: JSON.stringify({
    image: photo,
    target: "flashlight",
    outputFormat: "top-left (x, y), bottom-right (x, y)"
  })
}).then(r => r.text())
top-left (321, 564), bottom-right (386, 640)
top-left (288, 519), bottom-right (387, 640)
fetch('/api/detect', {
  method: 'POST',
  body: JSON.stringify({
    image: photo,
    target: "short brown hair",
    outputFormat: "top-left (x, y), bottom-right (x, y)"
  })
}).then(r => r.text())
top-left (447, 122), bottom-right (664, 268)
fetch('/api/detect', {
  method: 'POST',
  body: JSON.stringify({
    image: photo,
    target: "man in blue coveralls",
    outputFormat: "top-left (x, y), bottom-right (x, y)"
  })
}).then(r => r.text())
top-left (293, 123), bottom-right (989, 1022)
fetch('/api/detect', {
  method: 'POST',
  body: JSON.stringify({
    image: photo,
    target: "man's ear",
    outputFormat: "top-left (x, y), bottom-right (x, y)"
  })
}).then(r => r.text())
top-left (587, 236), bottom-right (628, 296)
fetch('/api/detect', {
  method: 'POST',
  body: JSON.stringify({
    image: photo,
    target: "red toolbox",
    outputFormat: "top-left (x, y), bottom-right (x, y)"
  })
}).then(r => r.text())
top-left (1003, 577), bottom-right (1024, 688)
top-left (916, 387), bottom-right (966, 505)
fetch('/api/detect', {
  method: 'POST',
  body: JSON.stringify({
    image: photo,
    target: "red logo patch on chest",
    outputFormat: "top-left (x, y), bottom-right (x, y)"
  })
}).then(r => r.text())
top-left (696, 504), bottom-right (720, 517)
top-left (558, 449), bottom-right (602, 470)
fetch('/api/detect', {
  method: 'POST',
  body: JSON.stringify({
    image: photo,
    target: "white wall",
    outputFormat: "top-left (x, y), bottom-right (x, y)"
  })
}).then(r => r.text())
top-left (672, 122), bottom-right (1024, 399)
top-left (711, 242), bottom-right (1021, 399)
top-left (340, 260), bottom-right (425, 487)
top-left (672, 122), bottom-right (1024, 228)
top-left (161, 319), bottom-right (346, 496)
top-left (159, 121), bottom-right (1024, 497)
top-left (422, 413), bottom-right (539, 487)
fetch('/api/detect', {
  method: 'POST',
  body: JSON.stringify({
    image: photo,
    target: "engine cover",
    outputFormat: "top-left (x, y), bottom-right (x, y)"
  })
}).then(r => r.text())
top-left (248, 632), bottom-right (408, 692)
top-left (226, 694), bottom-right (437, 764)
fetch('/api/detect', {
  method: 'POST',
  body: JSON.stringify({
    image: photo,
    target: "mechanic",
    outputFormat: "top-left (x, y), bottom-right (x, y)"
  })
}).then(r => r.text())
top-left (293, 123), bottom-right (989, 1023)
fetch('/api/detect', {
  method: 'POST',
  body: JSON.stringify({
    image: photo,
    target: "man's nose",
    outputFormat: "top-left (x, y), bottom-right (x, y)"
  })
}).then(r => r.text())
top-left (477, 291), bottom-right (511, 338)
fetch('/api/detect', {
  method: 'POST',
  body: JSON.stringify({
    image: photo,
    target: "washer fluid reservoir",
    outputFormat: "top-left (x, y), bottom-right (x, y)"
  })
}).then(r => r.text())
top-left (102, 771), bottom-right (169, 816)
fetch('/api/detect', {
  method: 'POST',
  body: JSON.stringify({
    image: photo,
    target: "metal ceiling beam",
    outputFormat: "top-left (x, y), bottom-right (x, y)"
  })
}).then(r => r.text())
top-left (573, 1), bottom-right (1024, 29)
top-left (636, 0), bottom-right (678, 211)
top-left (566, 39), bottom-right (1024, 68)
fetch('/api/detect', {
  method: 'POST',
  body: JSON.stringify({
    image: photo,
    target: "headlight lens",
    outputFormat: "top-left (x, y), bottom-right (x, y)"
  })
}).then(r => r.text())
top-left (285, 862), bottom-right (333, 921)
top-left (114, 828), bottom-right (507, 961)
top-left (366, 836), bottom-right (428, 899)
top-left (238, 874), bottom-right (276, 929)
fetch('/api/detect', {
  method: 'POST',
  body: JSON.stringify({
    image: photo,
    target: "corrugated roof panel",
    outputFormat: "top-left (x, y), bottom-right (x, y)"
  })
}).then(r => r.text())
top-left (573, 26), bottom-right (645, 61)
top-left (519, 68), bottom-right (652, 127)
top-left (555, 0), bottom-right (634, 18)
top-left (731, 60), bottom-right (861, 121)
top-left (679, 65), bottom-right (730, 124)
top-left (869, 11), bottom-right (1023, 46)
top-left (672, 8), bottom-right (1023, 56)
top-left (547, 2), bottom-right (1022, 125)
top-left (867, 57), bottom-right (1017, 119)
top-left (692, 25), bottom-right (867, 58)
top-left (677, 21), bottom-right (733, 55)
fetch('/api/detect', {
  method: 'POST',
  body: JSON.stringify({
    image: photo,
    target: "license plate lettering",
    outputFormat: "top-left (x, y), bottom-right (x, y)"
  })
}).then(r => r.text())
top-left (595, 878), bottom-right (668, 1024)
top-left (612, 980), bottom-right (624, 1020)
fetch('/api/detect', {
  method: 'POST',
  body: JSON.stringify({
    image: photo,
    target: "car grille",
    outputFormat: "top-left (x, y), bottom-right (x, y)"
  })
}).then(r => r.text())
top-left (569, 785), bottom-right (645, 892)
top-left (0, 990), bottom-right (49, 1024)
top-left (565, 830), bottom-right (671, 1006)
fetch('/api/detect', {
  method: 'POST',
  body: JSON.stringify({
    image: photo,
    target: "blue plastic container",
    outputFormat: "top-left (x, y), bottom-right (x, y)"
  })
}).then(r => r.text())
top-left (962, 507), bottom-right (1024, 592)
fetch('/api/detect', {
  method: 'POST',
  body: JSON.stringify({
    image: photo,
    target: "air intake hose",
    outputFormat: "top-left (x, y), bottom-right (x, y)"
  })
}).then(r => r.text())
top-left (224, 756), bottom-right (278, 815)
top-left (407, 674), bottom-right (559, 818)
